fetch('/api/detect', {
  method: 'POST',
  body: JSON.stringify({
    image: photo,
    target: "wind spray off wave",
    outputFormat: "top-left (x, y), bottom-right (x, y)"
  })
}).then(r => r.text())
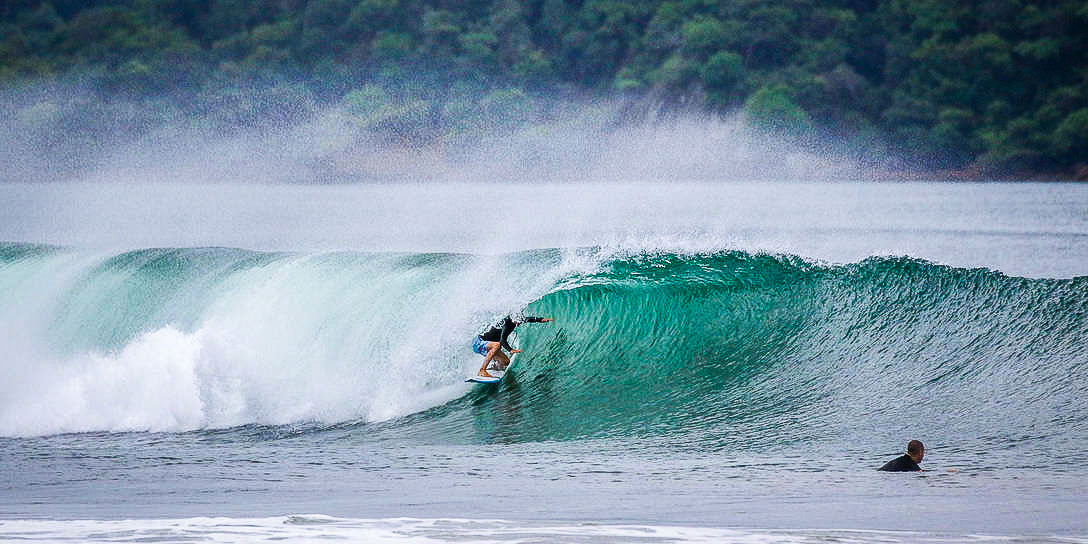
top-left (0, 244), bottom-right (584, 436)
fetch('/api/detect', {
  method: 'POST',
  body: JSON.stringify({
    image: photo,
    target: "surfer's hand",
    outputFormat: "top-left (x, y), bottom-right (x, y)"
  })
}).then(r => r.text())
top-left (511, 349), bottom-right (523, 353)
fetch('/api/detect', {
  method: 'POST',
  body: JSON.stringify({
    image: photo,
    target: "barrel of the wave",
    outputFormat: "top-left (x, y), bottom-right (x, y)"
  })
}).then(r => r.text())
top-left (456, 251), bottom-right (1088, 454)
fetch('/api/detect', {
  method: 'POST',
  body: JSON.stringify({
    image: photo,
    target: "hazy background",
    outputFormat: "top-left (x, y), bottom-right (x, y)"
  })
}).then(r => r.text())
top-left (3, 0), bottom-right (1087, 184)
top-left (0, 82), bottom-right (872, 185)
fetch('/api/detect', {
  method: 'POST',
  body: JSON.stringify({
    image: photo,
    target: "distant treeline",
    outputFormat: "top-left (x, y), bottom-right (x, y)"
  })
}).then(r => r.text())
top-left (2, 0), bottom-right (1087, 176)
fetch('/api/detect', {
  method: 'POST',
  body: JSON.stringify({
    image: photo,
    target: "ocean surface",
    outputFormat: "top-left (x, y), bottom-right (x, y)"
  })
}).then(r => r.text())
top-left (1, 181), bottom-right (1086, 543)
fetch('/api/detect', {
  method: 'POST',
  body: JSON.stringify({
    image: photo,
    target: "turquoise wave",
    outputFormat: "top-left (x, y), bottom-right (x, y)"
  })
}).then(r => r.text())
top-left (1, 243), bottom-right (1085, 454)
top-left (454, 252), bottom-right (1088, 453)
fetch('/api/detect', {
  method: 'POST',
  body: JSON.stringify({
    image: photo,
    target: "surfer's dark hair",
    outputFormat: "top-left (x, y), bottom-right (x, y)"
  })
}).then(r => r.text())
top-left (907, 440), bottom-right (924, 455)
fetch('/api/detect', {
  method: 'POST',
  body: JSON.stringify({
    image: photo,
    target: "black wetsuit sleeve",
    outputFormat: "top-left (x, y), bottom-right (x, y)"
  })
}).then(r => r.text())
top-left (501, 316), bottom-right (547, 349)
top-left (482, 316), bottom-right (545, 350)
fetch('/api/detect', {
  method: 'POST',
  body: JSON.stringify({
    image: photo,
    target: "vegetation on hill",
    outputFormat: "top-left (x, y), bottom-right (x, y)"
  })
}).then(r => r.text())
top-left (2, 0), bottom-right (1086, 178)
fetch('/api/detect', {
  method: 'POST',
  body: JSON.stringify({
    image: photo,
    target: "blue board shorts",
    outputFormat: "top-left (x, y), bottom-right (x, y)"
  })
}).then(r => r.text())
top-left (472, 336), bottom-right (492, 356)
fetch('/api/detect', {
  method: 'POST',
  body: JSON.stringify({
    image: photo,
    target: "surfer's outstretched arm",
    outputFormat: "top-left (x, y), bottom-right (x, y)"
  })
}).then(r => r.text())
top-left (500, 316), bottom-right (554, 350)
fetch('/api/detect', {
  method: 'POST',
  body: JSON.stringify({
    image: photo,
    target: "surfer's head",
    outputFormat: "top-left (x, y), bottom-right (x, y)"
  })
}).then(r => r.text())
top-left (907, 440), bottom-right (925, 463)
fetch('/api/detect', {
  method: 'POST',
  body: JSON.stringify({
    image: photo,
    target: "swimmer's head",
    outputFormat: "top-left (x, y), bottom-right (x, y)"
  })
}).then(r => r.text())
top-left (907, 440), bottom-right (925, 463)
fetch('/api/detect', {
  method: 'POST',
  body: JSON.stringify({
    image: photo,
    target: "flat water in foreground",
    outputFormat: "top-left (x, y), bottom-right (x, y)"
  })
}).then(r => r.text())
top-left (3, 431), bottom-right (1087, 538)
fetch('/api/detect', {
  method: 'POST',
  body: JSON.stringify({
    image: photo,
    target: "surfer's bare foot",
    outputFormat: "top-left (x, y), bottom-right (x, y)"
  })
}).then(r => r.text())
top-left (477, 370), bottom-right (494, 378)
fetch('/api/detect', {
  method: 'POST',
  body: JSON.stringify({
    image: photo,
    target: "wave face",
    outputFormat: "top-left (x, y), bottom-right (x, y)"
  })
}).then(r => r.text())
top-left (2, 244), bottom-right (1086, 456)
top-left (502, 253), bottom-right (1088, 454)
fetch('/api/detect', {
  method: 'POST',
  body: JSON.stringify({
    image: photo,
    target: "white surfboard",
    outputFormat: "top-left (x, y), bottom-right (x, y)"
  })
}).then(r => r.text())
top-left (465, 369), bottom-right (505, 384)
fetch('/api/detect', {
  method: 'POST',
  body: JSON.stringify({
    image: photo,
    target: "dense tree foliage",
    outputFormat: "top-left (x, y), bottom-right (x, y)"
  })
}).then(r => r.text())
top-left (2, 0), bottom-right (1086, 175)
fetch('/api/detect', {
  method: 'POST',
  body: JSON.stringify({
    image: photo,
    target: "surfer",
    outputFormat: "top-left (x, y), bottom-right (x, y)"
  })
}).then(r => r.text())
top-left (878, 440), bottom-right (925, 472)
top-left (474, 314), bottom-right (553, 378)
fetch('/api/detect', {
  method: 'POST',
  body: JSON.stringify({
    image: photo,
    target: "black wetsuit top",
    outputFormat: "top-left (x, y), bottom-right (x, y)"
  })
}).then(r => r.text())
top-left (878, 454), bottom-right (921, 472)
top-left (478, 316), bottom-right (545, 351)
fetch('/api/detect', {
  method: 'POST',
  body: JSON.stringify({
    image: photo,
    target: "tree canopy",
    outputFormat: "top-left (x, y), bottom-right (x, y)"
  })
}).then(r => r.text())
top-left (2, 0), bottom-right (1086, 176)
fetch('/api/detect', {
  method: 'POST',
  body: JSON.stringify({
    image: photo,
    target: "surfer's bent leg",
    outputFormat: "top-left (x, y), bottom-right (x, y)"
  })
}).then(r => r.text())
top-left (479, 342), bottom-right (503, 377)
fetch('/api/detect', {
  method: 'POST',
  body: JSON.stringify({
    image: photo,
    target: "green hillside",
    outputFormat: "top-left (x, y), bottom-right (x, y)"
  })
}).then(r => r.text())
top-left (2, 0), bottom-right (1086, 177)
